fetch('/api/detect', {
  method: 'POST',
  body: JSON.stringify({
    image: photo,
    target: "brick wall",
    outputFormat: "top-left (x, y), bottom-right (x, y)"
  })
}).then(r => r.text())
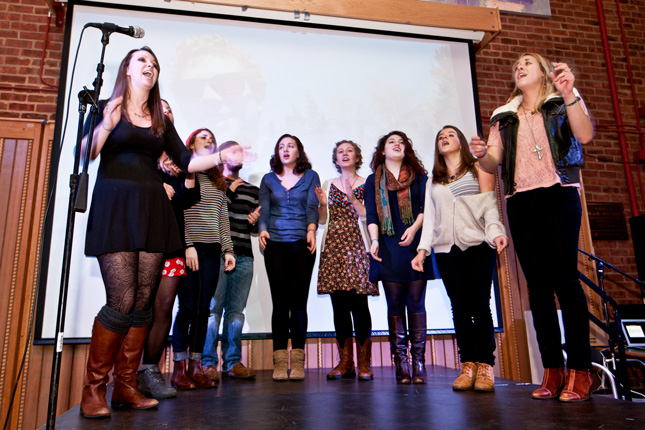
top-left (1, 0), bottom-right (643, 302)
top-left (475, 0), bottom-right (645, 304)
top-left (0, 0), bottom-right (63, 119)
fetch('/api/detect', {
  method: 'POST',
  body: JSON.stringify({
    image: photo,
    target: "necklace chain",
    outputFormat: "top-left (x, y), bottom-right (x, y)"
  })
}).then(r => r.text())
top-left (521, 106), bottom-right (544, 160)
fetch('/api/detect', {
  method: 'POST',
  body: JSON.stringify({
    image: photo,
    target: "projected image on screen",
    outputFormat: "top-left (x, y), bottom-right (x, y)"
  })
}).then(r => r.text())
top-left (40, 4), bottom-right (499, 339)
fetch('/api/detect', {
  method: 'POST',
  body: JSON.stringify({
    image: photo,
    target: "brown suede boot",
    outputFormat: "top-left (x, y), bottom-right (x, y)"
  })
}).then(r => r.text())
top-left (273, 350), bottom-right (289, 381)
top-left (532, 367), bottom-right (565, 399)
top-left (80, 318), bottom-right (124, 418)
top-left (356, 338), bottom-right (374, 381)
top-left (171, 359), bottom-right (196, 390)
top-left (187, 359), bottom-right (218, 388)
top-left (111, 326), bottom-right (159, 410)
top-left (326, 338), bottom-right (356, 380)
top-left (559, 369), bottom-right (592, 402)
top-left (388, 316), bottom-right (411, 384)
top-left (453, 362), bottom-right (477, 391)
top-left (289, 348), bottom-right (306, 381)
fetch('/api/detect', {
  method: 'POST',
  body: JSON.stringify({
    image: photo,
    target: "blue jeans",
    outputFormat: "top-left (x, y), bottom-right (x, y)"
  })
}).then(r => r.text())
top-left (202, 254), bottom-right (254, 370)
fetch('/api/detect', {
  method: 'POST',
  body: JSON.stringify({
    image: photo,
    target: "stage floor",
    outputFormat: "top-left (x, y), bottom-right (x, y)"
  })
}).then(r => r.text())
top-left (51, 366), bottom-right (644, 429)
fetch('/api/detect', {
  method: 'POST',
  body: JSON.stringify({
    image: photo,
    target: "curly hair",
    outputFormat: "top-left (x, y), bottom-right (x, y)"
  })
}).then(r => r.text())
top-left (331, 140), bottom-right (363, 173)
top-left (269, 134), bottom-right (312, 174)
top-left (432, 125), bottom-right (478, 185)
top-left (369, 130), bottom-right (426, 176)
top-left (185, 128), bottom-right (227, 191)
top-left (109, 46), bottom-right (165, 137)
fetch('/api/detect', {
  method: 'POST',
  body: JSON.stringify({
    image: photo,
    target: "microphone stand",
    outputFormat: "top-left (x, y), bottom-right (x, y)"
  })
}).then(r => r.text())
top-left (46, 29), bottom-right (112, 430)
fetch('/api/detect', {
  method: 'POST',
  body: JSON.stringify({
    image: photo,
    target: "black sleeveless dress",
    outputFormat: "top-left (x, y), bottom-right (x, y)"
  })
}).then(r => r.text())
top-left (84, 102), bottom-right (192, 256)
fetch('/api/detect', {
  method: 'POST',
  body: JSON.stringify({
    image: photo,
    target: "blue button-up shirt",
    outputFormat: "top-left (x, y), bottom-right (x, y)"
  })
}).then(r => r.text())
top-left (258, 169), bottom-right (321, 242)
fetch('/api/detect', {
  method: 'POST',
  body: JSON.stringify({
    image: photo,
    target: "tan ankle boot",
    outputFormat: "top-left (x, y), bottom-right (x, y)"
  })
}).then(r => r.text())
top-left (474, 362), bottom-right (495, 392)
top-left (453, 362), bottom-right (477, 391)
top-left (272, 350), bottom-right (288, 381)
top-left (289, 348), bottom-right (305, 381)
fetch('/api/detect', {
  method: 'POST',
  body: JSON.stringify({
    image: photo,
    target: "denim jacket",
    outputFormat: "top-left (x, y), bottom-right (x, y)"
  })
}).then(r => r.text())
top-left (490, 90), bottom-right (584, 196)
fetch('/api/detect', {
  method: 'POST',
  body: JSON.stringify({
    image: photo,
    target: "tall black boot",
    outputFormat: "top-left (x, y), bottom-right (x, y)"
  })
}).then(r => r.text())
top-left (408, 312), bottom-right (427, 384)
top-left (388, 315), bottom-right (411, 384)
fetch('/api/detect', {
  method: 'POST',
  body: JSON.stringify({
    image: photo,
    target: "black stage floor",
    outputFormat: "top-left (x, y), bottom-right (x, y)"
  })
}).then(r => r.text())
top-left (51, 366), bottom-right (644, 429)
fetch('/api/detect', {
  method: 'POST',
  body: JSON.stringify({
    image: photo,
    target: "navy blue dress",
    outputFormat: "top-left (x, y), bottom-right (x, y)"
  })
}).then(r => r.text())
top-left (364, 172), bottom-right (433, 283)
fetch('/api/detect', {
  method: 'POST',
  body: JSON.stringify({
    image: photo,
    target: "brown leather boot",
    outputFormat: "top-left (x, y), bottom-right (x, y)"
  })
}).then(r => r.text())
top-left (559, 369), bottom-right (592, 402)
top-left (388, 316), bottom-right (411, 384)
top-left (111, 326), bottom-right (159, 410)
top-left (326, 338), bottom-right (356, 380)
top-left (188, 359), bottom-right (218, 388)
top-left (80, 319), bottom-right (124, 418)
top-left (408, 312), bottom-right (427, 384)
top-left (532, 367), bottom-right (565, 399)
top-left (356, 338), bottom-right (374, 381)
top-left (171, 359), bottom-right (196, 390)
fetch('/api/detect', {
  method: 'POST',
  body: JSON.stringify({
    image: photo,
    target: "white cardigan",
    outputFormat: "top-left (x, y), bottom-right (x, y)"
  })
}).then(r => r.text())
top-left (318, 178), bottom-right (370, 253)
top-left (417, 177), bottom-right (506, 254)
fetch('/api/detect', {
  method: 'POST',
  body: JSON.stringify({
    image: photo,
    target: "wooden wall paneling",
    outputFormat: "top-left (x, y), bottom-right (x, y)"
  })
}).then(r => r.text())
top-left (181, 0), bottom-right (501, 50)
top-left (0, 119), bottom-right (52, 429)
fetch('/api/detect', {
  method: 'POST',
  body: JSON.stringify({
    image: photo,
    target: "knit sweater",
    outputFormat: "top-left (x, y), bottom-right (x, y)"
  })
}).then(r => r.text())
top-left (417, 178), bottom-right (506, 254)
top-left (184, 172), bottom-right (234, 255)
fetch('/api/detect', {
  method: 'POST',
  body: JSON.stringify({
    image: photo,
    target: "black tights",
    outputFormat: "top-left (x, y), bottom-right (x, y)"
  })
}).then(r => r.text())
top-left (143, 275), bottom-right (180, 365)
top-left (329, 291), bottom-right (372, 345)
top-left (382, 279), bottom-right (427, 317)
top-left (97, 251), bottom-right (164, 315)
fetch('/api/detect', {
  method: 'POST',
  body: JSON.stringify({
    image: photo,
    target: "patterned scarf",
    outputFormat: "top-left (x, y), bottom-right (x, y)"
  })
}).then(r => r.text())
top-left (374, 164), bottom-right (415, 236)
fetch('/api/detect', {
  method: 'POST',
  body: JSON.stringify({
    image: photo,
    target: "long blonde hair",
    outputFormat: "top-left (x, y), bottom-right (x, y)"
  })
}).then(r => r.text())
top-left (507, 52), bottom-right (560, 112)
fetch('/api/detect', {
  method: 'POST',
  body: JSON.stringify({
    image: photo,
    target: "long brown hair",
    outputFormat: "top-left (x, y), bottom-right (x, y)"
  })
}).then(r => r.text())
top-left (369, 131), bottom-right (426, 175)
top-left (109, 46), bottom-right (165, 137)
top-left (432, 126), bottom-right (478, 185)
top-left (269, 134), bottom-right (312, 174)
top-left (185, 128), bottom-right (227, 191)
top-left (507, 52), bottom-right (560, 112)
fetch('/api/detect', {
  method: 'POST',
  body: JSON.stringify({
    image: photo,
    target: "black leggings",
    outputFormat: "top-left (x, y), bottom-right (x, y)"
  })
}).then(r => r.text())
top-left (97, 251), bottom-right (164, 315)
top-left (329, 291), bottom-right (372, 345)
top-left (382, 279), bottom-right (427, 317)
top-left (264, 240), bottom-right (316, 351)
top-left (143, 275), bottom-right (180, 365)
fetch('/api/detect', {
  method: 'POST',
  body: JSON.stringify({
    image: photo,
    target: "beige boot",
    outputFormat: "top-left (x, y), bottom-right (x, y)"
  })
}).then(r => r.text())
top-left (289, 348), bottom-right (306, 381)
top-left (272, 350), bottom-right (289, 381)
top-left (453, 361), bottom-right (477, 391)
top-left (474, 362), bottom-right (495, 392)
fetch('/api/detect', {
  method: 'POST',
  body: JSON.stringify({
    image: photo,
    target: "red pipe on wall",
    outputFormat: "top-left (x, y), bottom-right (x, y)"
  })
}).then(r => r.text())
top-left (595, 0), bottom-right (640, 216)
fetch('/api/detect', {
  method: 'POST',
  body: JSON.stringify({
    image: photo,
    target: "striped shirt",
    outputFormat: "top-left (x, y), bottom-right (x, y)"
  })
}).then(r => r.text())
top-left (225, 177), bottom-right (259, 258)
top-left (448, 171), bottom-right (480, 197)
top-left (184, 172), bottom-right (234, 254)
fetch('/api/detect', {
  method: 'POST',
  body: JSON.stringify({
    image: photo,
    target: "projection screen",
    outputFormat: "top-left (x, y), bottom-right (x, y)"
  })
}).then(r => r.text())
top-left (37, 1), bottom-right (502, 340)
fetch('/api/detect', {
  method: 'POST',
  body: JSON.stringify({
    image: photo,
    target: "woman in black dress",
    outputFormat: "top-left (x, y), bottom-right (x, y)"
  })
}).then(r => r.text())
top-left (364, 131), bottom-right (432, 384)
top-left (80, 47), bottom-right (223, 419)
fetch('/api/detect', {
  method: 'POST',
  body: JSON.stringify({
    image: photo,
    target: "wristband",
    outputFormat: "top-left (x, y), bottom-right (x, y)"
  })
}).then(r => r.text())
top-left (371, 239), bottom-right (378, 243)
top-left (565, 96), bottom-right (581, 107)
top-left (476, 147), bottom-right (487, 159)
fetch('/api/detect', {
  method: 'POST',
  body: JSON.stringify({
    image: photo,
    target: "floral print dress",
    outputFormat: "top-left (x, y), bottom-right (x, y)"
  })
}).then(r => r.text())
top-left (317, 183), bottom-right (378, 296)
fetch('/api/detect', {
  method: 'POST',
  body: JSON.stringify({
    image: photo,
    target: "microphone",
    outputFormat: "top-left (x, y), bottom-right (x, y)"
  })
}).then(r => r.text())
top-left (84, 22), bottom-right (145, 39)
